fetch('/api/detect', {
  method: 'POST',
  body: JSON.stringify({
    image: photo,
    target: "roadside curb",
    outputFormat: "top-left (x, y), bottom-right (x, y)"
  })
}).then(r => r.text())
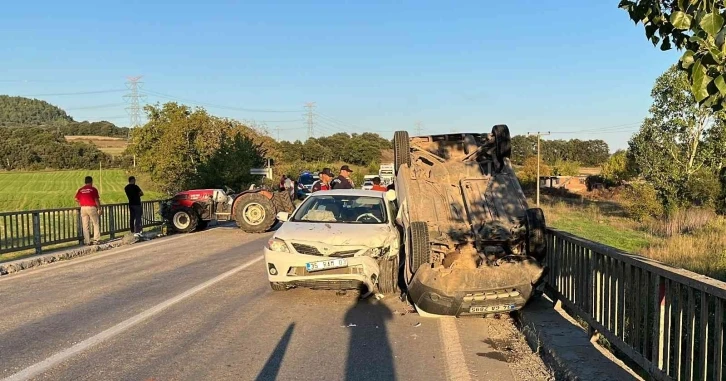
top-left (514, 295), bottom-right (643, 381)
top-left (0, 232), bottom-right (160, 277)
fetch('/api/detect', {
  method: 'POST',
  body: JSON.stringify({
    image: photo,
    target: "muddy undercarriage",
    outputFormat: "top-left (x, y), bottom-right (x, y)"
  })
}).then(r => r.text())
top-left (394, 126), bottom-right (547, 316)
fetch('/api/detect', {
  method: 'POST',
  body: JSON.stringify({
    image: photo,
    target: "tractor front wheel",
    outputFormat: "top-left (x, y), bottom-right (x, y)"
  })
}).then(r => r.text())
top-left (171, 207), bottom-right (199, 233)
top-left (235, 193), bottom-right (276, 233)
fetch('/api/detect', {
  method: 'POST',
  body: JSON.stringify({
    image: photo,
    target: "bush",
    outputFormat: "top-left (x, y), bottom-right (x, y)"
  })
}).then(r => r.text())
top-left (601, 150), bottom-right (635, 183)
top-left (622, 183), bottom-right (663, 221)
top-left (585, 175), bottom-right (616, 191)
top-left (644, 207), bottom-right (715, 237)
top-left (685, 168), bottom-right (721, 207)
top-left (551, 159), bottom-right (580, 176)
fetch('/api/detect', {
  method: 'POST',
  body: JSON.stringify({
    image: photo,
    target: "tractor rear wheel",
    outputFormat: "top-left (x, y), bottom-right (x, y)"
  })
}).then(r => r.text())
top-left (171, 207), bottom-right (199, 233)
top-left (526, 208), bottom-right (547, 262)
top-left (271, 190), bottom-right (295, 214)
top-left (410, 221), bottom-right (431, 274)
top-left (394, 130), bottom-right (411, 175)
top-left (235, 193), bottom-right (276, 233)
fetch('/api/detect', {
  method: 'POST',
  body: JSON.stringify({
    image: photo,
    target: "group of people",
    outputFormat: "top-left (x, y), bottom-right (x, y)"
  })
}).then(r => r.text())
top-left (280, 165), bottom-right (390, 196)
top-left (74, 176), bottom-right (144, 246)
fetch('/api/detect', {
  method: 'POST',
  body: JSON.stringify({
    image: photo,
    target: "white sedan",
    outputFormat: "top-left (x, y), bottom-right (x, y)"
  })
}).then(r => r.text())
top-left (264, 189), bottom-right (400, 295)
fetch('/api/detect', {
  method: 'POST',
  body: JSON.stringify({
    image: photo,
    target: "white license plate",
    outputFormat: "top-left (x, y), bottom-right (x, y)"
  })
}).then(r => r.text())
top-left (306, 258), bottom-right (348, 272)
top-left (470, 304), bottom-right (515, 313)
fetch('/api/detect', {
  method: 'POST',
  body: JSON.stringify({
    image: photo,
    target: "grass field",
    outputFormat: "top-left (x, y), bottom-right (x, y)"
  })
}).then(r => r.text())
top-left (65, 135), bottom-right (128, 156)
top-left (0, 170), bottom-right (164, 212)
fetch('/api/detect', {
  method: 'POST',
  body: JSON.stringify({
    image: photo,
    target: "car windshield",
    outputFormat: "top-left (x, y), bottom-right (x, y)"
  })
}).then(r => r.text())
top-left (298, 175), bottom-right (316, 186)
top-left (291, 195), bottom-right (387, 224)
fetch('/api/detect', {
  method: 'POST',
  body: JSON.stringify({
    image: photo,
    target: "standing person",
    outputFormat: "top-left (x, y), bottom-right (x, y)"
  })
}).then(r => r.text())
top-left (312, 168), bottom-right (334, 192)
top-left (370, 177), bottom-right (387, 191)
top-left (331, 165), bottom-right (355, 189)
top-left (124, 176), bottom-right (144, 237)
top-left (284, 175), bottom-right (295, 200)
top-left (279, 175), bottom-right (287, 191)
top-left (75, 176), bottom-right (102, 245)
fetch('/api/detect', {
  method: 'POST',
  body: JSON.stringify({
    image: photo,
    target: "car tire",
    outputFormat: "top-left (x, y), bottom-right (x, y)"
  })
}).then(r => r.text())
top-left (410, 221), bottom-right (431, 273)
top-left (525, 208), bottom-right (547, 261)
top-left (171, 207), bottom-right (199, 233)
top-left (394, 130), bottom-right (411, 175)
top-left (196, 220), bottom-right (209, 231)
top-left (235, 193), bottom-right (276, 233)
top-left (492, 124), bottom-right (511, 162)
top-left (378, 256), bottom-right (399, 294)
top-left (270, 282), bottom-right (287, 291)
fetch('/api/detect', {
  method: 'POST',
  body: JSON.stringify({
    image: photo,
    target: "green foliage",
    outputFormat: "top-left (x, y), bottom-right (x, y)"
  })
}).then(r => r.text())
top-left (629, 65), bottom-right (725, 207)
top-left (601, 150), bottom-right (636, 183)
top-left (619, 0), bottom-right (726, 111)
top-left (510, 135), bottom-right (609, 166)
top-left (0, 95), bottom-right (72, 126)
top-left (551, 159), bottom-right (580, 176)
top-left (129, 102), bottom-right (267, 193)
top-left (519, 156), bottom-right (551, 187)
top-left (687, 167), bottom-right (722, 207)
top-left (622, 183), bottom-right (664, 221)
top-left (276, 132), bottom-right (391, 167)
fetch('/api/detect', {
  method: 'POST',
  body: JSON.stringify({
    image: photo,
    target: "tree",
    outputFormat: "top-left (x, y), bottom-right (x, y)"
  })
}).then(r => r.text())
top-left (129, 102), bottom-right (267, 193)
top-left (0, 95), bottom-right (73, 126)
top-left (619, 0), bottom-right (726, 111)
top-left (629, 65), bottom-right (723, 206)
top-left (519, 156), bottom-right (551, 185)
top-left (511, 135), bottom-right (537, 165)
top-left (601, 150), bottom-right (636, 183)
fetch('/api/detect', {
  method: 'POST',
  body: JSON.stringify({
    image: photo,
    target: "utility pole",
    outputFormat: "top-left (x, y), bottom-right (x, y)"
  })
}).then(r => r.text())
top-left (275, 126), bottom-right (281, 141)
top-left (415, 121), bottom-right (423, 136)
top-left (527, 131), bottom-right (551, 207)
top-left (124, 76), bottom-right (146, 167)
top-left (305, 102), bottom-right (316, 139)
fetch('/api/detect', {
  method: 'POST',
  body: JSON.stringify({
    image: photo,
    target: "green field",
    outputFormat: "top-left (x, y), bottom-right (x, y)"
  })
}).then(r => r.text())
top-left (0, 170), bottom-right (165, 212)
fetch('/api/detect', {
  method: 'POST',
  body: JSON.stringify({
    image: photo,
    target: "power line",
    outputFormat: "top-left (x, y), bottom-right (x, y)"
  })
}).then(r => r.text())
top-left (17, 89), bottom-right (126, 97)
top-left (65, 103), bottom-right (127, 110)
top-left (305, 102), bottom-right (316, 139)
top-left (141, 89), bottom-right (300, 113)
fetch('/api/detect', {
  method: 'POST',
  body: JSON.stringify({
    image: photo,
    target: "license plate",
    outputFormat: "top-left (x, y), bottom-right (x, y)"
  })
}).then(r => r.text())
top-left (306, 258), bottom-right (348, 272)
top-left (470, 304), bottom-right (515, 313)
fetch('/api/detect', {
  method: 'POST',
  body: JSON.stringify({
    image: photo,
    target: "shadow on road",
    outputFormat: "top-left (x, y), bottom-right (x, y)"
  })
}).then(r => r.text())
top-left (344, 298), bottom-right (395, 381)
top-left (255, 323), bottom-right (295, 381)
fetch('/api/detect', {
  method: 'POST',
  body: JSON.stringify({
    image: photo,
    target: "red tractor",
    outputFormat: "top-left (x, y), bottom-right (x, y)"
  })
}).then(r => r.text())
top-left (160, 187), bottom-right (295, 234)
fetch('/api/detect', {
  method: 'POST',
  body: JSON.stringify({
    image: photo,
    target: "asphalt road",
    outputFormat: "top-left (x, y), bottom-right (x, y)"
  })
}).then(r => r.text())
top-left (0, 226), bottom-right (551, 381)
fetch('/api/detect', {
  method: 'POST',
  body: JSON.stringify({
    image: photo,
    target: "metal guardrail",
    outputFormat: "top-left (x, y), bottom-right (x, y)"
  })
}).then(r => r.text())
top-left (545, 228), bottom-right (725, 381)
top-left (0, 200), bottom-right (166, 256)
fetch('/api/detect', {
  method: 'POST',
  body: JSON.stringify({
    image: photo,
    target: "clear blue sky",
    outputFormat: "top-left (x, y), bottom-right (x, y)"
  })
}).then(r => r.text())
top-left (1, 0), bottom-right (680, 150)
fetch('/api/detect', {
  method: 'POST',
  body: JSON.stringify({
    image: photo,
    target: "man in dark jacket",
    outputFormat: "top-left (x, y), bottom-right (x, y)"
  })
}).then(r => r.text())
top-left (331, 165), bottom-right (354, 189)
top-left (312, 168), bottom-right (334, 192)
top-left (124, 176), bottom-right (144, 236)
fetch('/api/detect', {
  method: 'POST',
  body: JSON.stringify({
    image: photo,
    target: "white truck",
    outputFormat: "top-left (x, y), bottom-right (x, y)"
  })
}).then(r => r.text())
top-left (378, 163), bottom-right (395, 186)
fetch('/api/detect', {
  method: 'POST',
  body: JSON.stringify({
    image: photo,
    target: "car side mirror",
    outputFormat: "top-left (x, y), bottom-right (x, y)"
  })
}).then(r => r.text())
top-left (385, 190), bottom-right (397, 202)
top-left (276, 212), bottom-right (290, 222)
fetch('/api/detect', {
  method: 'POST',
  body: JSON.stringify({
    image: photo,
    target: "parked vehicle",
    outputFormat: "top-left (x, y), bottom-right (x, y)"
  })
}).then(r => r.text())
top-left (160, 187), bottom-right (295, 234)
top-left (378, 163), bottom-right (395, 185)
top-left (361, 180), bottom-right (374, 190)
top-left (264, 189), bottom-right (400, 295)
top-left (393, 125), bottom-right (547, 316)
top-left (298, 171), bottom-right (318, 191)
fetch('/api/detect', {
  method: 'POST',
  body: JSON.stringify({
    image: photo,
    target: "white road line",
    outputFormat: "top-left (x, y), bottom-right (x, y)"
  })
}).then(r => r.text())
top-left (2, 255), bottom-right (264, 381)
top-left (439, 318), bottom-right (473, 381)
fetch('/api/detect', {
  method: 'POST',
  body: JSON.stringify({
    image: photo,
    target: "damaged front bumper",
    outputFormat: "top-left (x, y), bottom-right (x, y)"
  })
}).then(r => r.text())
top-left (264, 248), bottom-right (381, 292)
top-left (408, 259), bottom-right (546, 317)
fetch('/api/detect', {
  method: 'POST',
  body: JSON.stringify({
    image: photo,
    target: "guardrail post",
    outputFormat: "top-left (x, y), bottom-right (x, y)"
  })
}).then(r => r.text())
top-left (32, 212), bottom-right (41, 255)
top-left (109, 206), bottom-right (116, 239)
top-left (76, 209), bottom-right (83, 244)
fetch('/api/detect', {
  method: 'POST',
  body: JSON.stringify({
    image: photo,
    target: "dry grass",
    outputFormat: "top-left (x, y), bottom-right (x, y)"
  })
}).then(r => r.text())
top-left (65, 136), bottom-right (128, 156)
top-left (643, 208), bottom-right (715, 237)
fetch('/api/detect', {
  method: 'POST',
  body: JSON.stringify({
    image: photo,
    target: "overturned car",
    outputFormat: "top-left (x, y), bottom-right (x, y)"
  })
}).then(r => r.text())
top-left (264, 189), bottom-right (400, 295)
top-left (394, 125), bottom-right (547, 316)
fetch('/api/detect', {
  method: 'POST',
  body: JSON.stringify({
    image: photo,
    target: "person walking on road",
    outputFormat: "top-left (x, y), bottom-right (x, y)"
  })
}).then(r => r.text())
top-left (331, 165), bottom-right (355, 189)
top-left (125, 176), bottom-right (144, 237)
top-left (371, 177), bottom-right (387, 192)
top-left (312, 168), bottom-right (334, 192)
top-left (75, 176), bottom-right (102, 245)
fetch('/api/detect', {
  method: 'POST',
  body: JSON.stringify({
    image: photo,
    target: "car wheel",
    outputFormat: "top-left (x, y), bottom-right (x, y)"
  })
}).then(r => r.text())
top-left (410, 221), bottom-right (430, 273)
top-left (394, 130), bottom-right (411, 175)
top-left (171, 207), bottom-right (199, 233)
top-left (525, 208), bottom-right (547, 261)
top-left (270, 282), bottom-right (288, 291)
top-left (235, 193), bottom-right (276, 233)
top-left (378, 256), bottom-right (399, 294)
top-left (492, 124), bottom-right (511, 163)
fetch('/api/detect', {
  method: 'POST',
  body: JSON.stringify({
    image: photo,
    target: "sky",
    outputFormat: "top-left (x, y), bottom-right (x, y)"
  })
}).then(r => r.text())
top-left (1, 0), bottom-right (681, 151)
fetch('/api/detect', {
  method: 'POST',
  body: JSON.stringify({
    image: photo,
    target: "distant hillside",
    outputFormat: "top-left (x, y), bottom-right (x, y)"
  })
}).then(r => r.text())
top-left (0, 95), bottom-right (73, 126)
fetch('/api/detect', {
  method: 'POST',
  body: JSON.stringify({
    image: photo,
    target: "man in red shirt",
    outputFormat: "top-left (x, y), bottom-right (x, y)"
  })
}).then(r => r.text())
top-left (371, 177), bottom-right (387, 192)
top-left (75, 176), bottom-right (102, 245)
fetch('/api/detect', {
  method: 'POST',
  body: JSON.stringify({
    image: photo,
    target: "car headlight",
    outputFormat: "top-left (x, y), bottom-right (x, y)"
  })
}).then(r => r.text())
top-left (266, 238), bottom-right (290, 253)
top-left (365, 246), bottom-right (390, 257)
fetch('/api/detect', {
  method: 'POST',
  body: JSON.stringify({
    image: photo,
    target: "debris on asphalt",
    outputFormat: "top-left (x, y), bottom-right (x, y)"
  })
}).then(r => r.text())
top-left (375, 293), bottom-right (385, 300)
top-left (341, 323), bottom-right (357, 328)
top-left (414, 322), bottom-right (421, 327)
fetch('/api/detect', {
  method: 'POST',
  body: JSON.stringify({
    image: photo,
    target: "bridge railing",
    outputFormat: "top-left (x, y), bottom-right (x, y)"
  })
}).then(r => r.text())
top-left (544, 228), bottom-right (725, 381)
top-left (0, 200), bottom-right (166, 256)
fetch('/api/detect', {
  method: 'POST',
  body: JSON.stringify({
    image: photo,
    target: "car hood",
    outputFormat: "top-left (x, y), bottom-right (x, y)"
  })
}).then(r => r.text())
top-left (275, 221), bottom-right (395, 247)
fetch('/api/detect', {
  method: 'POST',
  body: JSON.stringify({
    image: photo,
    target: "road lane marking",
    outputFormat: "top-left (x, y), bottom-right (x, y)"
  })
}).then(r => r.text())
top-left (439, 318), bottom-right (473, 381)
top-left (3, 255), bottom-right (264, 381)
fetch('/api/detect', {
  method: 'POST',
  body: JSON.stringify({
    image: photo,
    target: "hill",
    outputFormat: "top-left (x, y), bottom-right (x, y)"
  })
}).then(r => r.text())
top-left (0, 95), bottom-right (73, 126)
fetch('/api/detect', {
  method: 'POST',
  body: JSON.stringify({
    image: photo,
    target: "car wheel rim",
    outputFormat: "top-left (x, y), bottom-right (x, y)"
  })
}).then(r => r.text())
top-left (173, 212), bottom-right (190, 229)
top-left (243, 203), bottom-right (266, 225)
